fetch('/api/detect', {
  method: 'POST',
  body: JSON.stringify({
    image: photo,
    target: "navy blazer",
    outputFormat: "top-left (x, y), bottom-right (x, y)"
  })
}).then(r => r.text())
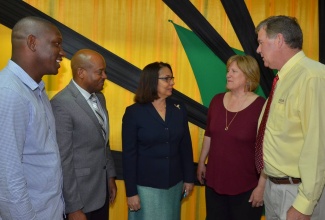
top-left (122, 98), bottom-right (194, 197)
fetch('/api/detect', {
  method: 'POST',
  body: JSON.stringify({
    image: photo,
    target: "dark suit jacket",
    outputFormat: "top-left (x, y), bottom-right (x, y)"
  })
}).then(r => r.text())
top-left (51, 81), bottom-right (116, 213)
top-left (122, 98), bottom-right (194, 197)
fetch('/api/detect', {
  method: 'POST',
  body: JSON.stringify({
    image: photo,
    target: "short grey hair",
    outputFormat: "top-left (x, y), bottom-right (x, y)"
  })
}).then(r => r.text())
top-left (255, 15), bottom-right (303, 49)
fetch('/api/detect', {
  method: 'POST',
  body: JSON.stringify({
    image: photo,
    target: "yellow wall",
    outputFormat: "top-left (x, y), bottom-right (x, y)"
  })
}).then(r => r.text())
top-left (0, 1), bottom-right (318, 219)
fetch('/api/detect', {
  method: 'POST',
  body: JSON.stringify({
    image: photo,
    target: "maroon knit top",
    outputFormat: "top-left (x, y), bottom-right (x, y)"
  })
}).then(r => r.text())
top-left (205, 93), bottom-right (265, 195)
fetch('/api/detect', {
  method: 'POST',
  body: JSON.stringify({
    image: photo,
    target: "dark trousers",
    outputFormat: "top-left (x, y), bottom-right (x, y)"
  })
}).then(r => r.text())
top-left (205, 186), bottom-right (263, 220)
top-left (85, 194), bottom-right (109, 220)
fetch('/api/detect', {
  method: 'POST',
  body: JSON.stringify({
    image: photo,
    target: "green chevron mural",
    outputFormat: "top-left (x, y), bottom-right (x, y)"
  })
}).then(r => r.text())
top-left (171, 22), bottom-right (265, 107)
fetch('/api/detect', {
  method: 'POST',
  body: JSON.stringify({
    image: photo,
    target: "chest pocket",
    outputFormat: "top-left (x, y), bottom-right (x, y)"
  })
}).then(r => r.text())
top-left (268, 100), bottom-right (285, 131)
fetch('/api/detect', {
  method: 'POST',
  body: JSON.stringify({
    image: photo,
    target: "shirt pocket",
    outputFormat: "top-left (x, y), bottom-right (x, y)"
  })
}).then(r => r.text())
top-left (269, 102), bottom-right (285, 131)
top-left (75, 167), bottom-right (90, 177)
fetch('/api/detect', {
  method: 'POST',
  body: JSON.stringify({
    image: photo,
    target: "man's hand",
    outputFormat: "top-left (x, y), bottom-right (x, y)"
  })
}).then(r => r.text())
top-left (287, 206), bottom-right (311, 220)
top-left (68, 210), bottom-right (87, 220)
top-left (108, 177), bottom-right (117, 204)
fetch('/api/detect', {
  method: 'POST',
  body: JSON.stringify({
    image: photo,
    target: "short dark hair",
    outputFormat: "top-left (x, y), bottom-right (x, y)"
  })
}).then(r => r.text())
top-left (134, 62), bottom-right (172, 103)
top-left (12, 16), bottom-right (55, 40)
top-left (255, 15), bottom-right (303, 49)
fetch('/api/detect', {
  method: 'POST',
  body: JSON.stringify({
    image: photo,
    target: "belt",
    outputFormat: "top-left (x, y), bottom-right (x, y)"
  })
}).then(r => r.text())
top-left (269, 176), bottom-right (301, 184)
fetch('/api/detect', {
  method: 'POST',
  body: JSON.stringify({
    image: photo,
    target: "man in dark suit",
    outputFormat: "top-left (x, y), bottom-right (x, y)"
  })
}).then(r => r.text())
top-left (51, 49), bottom-right (117, 220)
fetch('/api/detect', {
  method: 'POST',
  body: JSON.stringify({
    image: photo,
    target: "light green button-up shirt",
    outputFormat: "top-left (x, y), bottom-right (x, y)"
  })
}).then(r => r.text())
top-left (262, 51), bottom-right (325, 215)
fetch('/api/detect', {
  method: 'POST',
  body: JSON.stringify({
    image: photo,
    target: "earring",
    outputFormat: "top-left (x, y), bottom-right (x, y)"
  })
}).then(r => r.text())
top-left (246, 82), bottom-right (251, 92)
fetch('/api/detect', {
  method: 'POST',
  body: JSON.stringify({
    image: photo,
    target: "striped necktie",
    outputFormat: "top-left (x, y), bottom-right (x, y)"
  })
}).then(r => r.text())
top-left (90, 94), bottom-right (106, 139)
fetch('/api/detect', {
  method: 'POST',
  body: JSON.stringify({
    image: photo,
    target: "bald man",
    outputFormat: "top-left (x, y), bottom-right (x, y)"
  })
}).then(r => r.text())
top-left (0, 16), bottom-right (65, 219)
top-left (51, 49), bottom-right (117, 220)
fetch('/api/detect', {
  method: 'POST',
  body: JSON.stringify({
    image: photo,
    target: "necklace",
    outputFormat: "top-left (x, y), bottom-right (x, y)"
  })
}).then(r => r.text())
top-left (225, 94), bottom-right (248, 131)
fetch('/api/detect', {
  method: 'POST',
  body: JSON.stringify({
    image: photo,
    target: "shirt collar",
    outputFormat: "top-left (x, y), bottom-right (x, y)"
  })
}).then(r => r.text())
top-left (8, 60), bottom-right (43, 91)
top-left (72, 79), bottom-right (93, 100)
top-left (277, 51), bottom-right (305, 80)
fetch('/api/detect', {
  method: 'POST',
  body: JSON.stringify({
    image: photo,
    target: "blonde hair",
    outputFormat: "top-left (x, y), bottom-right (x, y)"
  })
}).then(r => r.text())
top-left (226, 55), bottom-right (260, 92)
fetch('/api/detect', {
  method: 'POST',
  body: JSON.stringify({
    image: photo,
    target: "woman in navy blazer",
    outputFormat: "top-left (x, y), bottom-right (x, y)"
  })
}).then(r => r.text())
top-left (122, 62), bottom-right (194, 220)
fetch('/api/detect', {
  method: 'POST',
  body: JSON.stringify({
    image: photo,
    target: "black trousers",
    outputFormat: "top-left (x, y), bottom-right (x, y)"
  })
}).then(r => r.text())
top-left (85, 194), bottom-right (109, 220)
top-left (205, 186), bottom-right (263, 220)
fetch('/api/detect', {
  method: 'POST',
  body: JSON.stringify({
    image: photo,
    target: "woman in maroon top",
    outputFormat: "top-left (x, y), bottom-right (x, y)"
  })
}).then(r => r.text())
top-left (197, 55), bottom-right (267, 220)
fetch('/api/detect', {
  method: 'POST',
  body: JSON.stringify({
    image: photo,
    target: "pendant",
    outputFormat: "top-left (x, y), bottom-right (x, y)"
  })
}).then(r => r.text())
top-left (225, 127), bottom-right (228, 131)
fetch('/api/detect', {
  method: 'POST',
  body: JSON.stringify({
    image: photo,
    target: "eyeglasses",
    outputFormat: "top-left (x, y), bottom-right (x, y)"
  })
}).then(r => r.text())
top-left (158, 76), bottom-right (174, 83)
